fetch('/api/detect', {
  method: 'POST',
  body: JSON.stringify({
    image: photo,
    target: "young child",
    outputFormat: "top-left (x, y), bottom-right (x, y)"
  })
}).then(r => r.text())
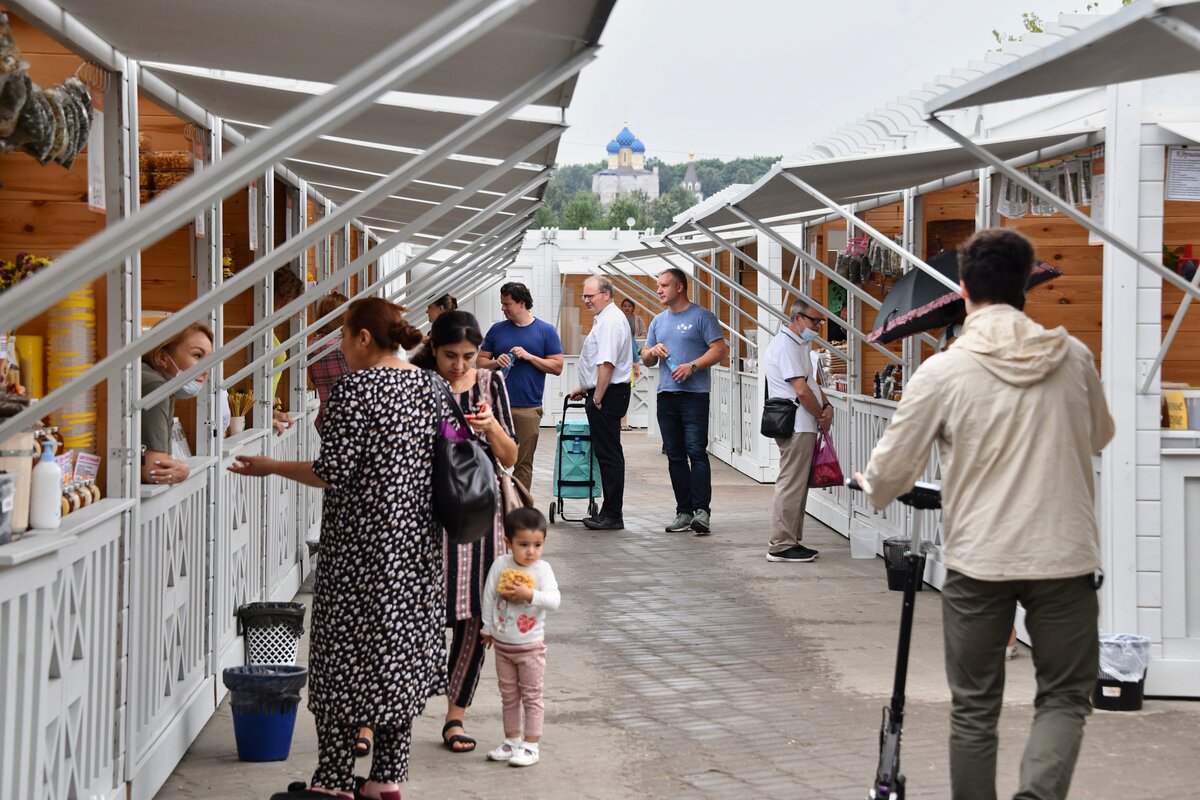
top-left (481, 507), bottom-right (560, 767)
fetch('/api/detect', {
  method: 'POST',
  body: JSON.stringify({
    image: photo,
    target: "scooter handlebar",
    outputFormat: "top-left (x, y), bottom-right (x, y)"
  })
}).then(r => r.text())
top-left (844, 478), bottom-right (943, 510)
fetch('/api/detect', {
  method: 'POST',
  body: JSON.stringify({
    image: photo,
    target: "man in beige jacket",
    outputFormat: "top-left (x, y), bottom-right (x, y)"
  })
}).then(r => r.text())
top-left (856, 229), bottom-right (1114, 800)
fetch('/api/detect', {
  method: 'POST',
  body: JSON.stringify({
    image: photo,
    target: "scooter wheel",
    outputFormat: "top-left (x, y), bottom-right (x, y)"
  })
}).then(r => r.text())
top-left (588, 500), bottom-right (599, 517)
top-left (548, 503), bottom-right (556, 523)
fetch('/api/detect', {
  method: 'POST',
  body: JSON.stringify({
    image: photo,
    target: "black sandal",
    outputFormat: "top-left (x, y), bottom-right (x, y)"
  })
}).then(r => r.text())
top-left (441, 719), bottom-right (476, 753)
top-left (270, 782), bottom-right (354, 800)
top-left (355, 729), bottom-right (373, 759)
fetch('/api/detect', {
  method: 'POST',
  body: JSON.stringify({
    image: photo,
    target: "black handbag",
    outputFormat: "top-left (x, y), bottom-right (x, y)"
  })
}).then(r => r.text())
top-left (760, 397), bottom-right (799, 439)
top-left (433, 382), bottom-right (498, 546)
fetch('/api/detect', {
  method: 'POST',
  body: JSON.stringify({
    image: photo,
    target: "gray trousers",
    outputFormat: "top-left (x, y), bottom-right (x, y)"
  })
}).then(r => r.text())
top-left (768, 432), bottom-right (817, 553)
top-left (941, 570), bottom-right (1098, 800)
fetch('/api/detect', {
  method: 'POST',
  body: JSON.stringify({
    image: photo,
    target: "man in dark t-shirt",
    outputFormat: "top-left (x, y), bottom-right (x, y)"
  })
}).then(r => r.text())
top-left (479, 282), bottom-right (564, 493)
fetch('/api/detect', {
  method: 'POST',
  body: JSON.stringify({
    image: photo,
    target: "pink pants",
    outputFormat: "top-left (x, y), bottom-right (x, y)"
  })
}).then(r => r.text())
top-left (493, 640), bottom-right (547, 738)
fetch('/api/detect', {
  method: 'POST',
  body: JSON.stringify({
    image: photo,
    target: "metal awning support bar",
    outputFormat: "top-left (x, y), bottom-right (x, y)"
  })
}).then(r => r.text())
top-left (614, 253), bottom-right (765, 344)
top-left (656, 238), bottom-right (852, 362)
top-left (137, 48), bottom-right (586, 405)
top-left (297, 218), bottom-right (531, 370)
top-left (1, 50), bottom-right (588, 441)
top-left (168, 150), bottom-right (555, 396)
top-left (689, 221), bottom-right (902, 365)
top-left (272, 207), bottom-right (535, 380)
top-left (600, 260), bottom-right (757, 352)
top-left (1140, 265), bottom-right (1200, 393)
top-left (0, 0), bottom-right (535, 333)
top-left (779, 171), bottom-right (961, 294)
top-left (926, 114), bottom-right (1200, 304)
top-left (1148, 8), bottom-right (1200, 50)
top-left (726, 202), bottom-right (940, 357)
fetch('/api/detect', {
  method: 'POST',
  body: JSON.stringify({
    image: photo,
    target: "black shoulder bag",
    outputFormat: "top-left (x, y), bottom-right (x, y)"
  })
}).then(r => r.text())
top-left (433, 381), bottom-right (498, 546)
top-left (760, 397), bottom-right (800, 439)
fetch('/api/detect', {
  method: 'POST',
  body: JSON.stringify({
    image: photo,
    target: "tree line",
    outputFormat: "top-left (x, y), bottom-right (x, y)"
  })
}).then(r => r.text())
top-left (532, 155), bottom-right (779, 232)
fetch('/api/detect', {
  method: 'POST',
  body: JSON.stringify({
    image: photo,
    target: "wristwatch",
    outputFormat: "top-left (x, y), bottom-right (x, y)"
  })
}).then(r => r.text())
top-left (689, 362), bottom-right (698, 374)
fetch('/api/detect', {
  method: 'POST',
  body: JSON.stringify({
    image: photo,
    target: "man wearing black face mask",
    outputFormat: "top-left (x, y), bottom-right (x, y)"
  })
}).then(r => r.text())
top-left (762, 300), bottom-right (832, 563)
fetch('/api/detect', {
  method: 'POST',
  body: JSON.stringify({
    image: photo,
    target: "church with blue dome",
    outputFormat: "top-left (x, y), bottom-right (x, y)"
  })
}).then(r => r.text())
top-left (592, 124), bottom-right (659, 208)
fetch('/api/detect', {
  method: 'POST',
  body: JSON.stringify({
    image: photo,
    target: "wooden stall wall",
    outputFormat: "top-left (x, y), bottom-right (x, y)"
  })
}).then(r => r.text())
top-left (1161, 200), bottom-right (1200, 386)
top-left (559, 272), bottom-right (655, 351)
top-left (734, 240), bottom-right (759, 368)
top-left (1, 10), bottom-right (108, 475)
top-left (137, 95), bottom-right (201, 447)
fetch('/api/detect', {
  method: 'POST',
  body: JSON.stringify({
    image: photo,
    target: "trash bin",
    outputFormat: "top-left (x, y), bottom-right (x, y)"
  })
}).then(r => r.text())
top-left (223, 665), bottom-right (309, 761)
top-left (882, 537), bottom-right (929, 592)
top-left (1093, 634), bottom-right (1151, 711)
top-left (237, 602), bottom-right (306, 665)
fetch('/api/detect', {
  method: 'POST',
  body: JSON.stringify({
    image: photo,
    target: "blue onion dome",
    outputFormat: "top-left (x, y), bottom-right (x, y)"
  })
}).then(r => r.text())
top-left (615, 126), bottom-right (636, 146)
top-left (631, 138), bottom-right (646, 153)
top-left (606, 139), bottom-right (620, 154)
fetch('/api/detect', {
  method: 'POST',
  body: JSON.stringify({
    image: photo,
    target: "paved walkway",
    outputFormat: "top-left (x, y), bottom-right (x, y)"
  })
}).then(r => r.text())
top-left (162, 433), bottom-right (1197, 799)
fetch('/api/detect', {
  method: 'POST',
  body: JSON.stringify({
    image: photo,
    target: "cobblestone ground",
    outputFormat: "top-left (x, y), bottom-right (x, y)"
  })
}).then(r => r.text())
top-left (162, 433), bottom-right (1197, 799)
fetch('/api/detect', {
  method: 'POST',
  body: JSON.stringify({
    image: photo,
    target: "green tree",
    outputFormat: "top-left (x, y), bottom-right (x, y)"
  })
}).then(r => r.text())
top-left (561, 189), bottom-right (604, 229)
top-left (648, 185), bottom-right (701, 232)
top-left (532, 204), bottom-right (558, 228)
top-left (606, 190), bottom-right (651, 230)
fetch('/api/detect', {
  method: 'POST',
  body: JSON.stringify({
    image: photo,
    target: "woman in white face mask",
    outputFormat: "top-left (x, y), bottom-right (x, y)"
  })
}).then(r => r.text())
top-left (140, 322), bottom-right (214, 485)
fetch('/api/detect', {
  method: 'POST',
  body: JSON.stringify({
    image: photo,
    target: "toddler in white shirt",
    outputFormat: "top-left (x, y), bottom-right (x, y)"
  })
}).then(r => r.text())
top-left (482, 507), bottom-right (560, 767)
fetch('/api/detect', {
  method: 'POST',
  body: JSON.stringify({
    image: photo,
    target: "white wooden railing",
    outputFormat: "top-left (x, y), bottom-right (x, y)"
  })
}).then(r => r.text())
top-left (0, 407), bottom-right (323, 800)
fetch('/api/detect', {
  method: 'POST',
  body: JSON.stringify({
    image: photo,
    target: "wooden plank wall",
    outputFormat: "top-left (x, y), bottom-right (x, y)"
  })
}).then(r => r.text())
top-left (1, 11), bottom-right (108, 473)
top-left (1161, 200), bottom-right (1200, 386)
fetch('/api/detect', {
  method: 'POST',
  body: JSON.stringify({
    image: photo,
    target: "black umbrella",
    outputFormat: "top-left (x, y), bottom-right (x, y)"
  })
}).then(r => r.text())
top-left (866, 249), bottom-right (1061, 344)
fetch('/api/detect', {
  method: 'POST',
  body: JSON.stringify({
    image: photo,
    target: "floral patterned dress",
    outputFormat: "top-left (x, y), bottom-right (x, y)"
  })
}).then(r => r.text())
top-left (309, 366), bottom-right (451, 725)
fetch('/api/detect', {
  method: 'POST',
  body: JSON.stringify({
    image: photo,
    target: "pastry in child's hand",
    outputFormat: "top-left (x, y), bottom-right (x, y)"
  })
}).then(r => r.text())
top-left (497, 568), bottom-right (536, 594)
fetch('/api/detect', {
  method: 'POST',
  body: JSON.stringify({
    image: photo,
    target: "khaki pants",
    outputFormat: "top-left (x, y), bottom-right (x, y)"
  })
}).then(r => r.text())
top-left (942, 570), bottom-right (1098, 800)
top-left (769, 432), bottom-right (817, 553)
top-left (510, 406), bottom-right (543, 494)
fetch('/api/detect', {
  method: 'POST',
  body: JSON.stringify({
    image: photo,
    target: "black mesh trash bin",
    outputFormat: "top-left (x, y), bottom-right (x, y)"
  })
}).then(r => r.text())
top-left (237, 602), bottom-right (306, 665)
top-left (882, 537), bottom-right (930, 592)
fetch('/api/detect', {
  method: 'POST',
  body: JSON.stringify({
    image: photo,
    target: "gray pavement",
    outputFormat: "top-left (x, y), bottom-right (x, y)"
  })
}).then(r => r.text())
top-left (161, 433), bottom-right (1197, 799)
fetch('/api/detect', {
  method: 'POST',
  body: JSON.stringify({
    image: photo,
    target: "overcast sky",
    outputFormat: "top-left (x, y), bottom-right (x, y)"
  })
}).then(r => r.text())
top-left (556, 0), bottom-right (1128, 165)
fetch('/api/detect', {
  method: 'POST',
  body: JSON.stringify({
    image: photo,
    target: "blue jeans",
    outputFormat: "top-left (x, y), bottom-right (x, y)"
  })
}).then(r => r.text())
top-left (656, 391), bottom-right (711, 515)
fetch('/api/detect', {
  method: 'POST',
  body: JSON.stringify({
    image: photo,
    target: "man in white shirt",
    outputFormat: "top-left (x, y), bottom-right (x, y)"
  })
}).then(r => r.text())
top-left (569, 276), bottom-right (634, 530)
top-left (762, 300), bottom-right (833, 562)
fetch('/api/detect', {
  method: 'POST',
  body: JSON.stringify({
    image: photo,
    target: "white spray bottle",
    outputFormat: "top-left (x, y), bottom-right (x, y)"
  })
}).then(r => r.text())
top-left (29, 435), bottom-right (63, 530)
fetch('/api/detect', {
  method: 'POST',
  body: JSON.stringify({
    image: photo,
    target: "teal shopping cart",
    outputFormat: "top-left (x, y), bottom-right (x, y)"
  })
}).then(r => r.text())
top-left (549, 396), bottom-right (601, 523)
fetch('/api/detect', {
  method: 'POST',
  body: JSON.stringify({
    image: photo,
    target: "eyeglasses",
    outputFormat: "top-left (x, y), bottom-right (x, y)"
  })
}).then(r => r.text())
top-left (581, 293), bottom-right (597, 301)
top-left (797, 312), bottom-right (824, 327)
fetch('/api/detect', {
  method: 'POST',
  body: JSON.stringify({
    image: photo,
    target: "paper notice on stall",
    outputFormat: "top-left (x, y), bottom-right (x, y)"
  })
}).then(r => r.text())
top-left (1166, 147), bottom-right (1200, 202)
top-left (1089, 174), bottom-right (1106, 245)
top-left (194, 157), bottom-right (206, 238)
top-left (56, 452), bottom-right (76, 488)
top-left (995, 175), bottom-right (1028, 218)
top-left (1165, 390), bottom-right (1189, 429)
top-left (248, 181), bottom-right (259, 250)
top-left (73, 452), bottom-right (101, 483)
top-left (87, 110), bottom-right (105, 213)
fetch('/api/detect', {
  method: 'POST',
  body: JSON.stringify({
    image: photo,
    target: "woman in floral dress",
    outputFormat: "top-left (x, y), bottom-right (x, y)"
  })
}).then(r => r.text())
top-left (232, 297), bottom-right (448, 800)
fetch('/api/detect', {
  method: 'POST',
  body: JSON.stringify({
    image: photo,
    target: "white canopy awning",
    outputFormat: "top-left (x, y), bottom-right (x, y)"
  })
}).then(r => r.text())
top-left (154, 68), bottom-right (564, 164)
top-left (927, 0), bottom-right (1200, 114)
top-left (44, 0), bottom-right (617, 107)
top-left (1159, 121), bottom-right (1200, 144)
top-left (685, 130), bottom-right (1094, 231)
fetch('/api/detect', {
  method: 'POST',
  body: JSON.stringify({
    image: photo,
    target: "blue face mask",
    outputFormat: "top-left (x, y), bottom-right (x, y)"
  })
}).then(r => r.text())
top-left (799, 328), bottom-right (819, 344)
top-left (167, 356), bottom-right (204, 399)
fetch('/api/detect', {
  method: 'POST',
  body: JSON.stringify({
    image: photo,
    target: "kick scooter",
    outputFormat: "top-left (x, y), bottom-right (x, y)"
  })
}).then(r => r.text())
top-left (845, 479), bottom-right (942, 800)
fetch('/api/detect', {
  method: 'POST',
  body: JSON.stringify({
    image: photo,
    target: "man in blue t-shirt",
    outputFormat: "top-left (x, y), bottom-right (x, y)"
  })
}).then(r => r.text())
top-left (641, 268), bottom-right (726, 535)
top-left (479, 282), bottom-right (564, 492)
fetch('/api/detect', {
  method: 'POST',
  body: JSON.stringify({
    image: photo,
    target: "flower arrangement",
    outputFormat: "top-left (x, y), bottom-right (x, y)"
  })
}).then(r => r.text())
top-left (0, 253), bottom-right (52, 293)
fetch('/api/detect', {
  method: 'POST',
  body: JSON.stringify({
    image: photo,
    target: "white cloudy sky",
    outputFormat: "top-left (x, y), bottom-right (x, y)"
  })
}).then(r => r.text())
top-left (555, 0), bottom-right (1129, 164)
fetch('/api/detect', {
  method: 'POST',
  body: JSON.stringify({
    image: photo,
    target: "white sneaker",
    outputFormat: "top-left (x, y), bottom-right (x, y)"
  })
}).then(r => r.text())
top-left (508, 741), bottom-right (540, 767)
top-left (486, 738), bottom-right (520, 761)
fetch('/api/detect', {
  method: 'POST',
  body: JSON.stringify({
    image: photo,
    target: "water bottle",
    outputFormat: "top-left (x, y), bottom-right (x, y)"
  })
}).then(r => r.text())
top-left (664, 353), bottom-right (680, 372)
top-left (571, 437), bottom-right (582, 455)
top-left (502, 351), bottom-right (516, 378)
